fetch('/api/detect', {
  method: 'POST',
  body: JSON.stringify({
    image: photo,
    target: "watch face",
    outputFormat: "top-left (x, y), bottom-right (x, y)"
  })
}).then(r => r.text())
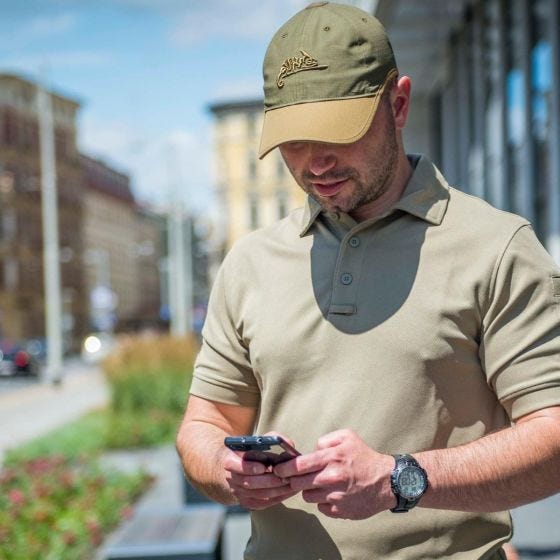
top-left (397, 466), bottom-right (427, 499)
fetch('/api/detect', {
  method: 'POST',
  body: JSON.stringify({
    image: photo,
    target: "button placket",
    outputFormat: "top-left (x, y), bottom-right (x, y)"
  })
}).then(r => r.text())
top-left (329, 229), bottom-right (366, 316)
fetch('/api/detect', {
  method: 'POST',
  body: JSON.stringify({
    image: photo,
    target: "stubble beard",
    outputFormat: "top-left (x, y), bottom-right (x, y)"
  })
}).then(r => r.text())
top-left (301, 114), bottom-right (399, 215)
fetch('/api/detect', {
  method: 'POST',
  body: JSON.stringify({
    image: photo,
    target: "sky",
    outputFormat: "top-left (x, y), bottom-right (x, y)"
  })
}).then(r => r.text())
top-left (0, 0), bottom-right (374, 214)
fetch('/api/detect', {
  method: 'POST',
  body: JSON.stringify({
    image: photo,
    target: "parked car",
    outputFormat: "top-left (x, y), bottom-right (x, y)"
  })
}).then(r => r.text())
top-left (0, 340), bottom-right (41, 377)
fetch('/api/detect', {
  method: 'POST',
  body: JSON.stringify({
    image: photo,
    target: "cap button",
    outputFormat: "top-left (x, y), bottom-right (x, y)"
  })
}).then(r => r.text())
top-left (306, 1), bottom-right (329, 8)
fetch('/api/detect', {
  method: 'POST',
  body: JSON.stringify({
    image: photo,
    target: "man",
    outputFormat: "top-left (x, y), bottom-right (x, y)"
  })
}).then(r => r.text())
top-left (177, 2), bottom-right (560, 558)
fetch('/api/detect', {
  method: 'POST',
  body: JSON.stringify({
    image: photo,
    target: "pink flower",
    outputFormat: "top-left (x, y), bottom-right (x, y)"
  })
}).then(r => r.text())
top-left (8, 489), bottom-right (25, 506)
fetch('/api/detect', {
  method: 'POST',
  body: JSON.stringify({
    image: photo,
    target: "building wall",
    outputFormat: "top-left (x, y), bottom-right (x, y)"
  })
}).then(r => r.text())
top-left (0, 73), bottom-right (167, 346)
top-left (82, 188), bottom-right (139, 327)
top-left (0, 74), bottom-right (87, 350)
top-left (210, 101), bottom-right (306, 251)
top-left (81, 155), bottom-right (165, 332)
top-left (378, 0), bottom-right (560, 264)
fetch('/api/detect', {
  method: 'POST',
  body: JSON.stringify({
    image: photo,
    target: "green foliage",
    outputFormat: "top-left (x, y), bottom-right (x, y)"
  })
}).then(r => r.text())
top-left (104, 408), bottom-right (182, 449)
top-left (0, 455), bottom-right (152, 560)
top-left (5, 410), bottom-right (107, 464)
top-left (0, 334), bottom-right (198, 559)
top-left (102, 334), bottom-right (197, 415)
top-left (100, 334), bottom-right (197, 448)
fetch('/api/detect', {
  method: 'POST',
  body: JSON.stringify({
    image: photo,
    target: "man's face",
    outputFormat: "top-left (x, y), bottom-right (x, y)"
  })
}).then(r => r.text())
top-left (279, 95), bottom-right (399, 220)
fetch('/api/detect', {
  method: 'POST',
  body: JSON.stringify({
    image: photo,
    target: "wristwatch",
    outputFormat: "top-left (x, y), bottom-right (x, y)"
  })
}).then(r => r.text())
top-left (390, 454), bottom-right (429, 513)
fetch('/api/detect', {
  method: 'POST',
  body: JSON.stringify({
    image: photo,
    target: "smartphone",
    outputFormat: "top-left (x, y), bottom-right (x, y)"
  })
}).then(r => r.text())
top-left (224, 435), bottom-right (300, 465)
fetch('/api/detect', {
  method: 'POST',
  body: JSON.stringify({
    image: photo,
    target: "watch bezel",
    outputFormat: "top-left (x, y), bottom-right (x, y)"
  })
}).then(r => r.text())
top-left (394, 465), bottom-right (428, 498)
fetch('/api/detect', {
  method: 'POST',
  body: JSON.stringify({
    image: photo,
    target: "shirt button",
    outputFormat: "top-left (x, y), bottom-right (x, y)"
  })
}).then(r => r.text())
top-left (341, 273), bottom-right (353, 285)
top-left (349, 236), bottom-right (360, 248)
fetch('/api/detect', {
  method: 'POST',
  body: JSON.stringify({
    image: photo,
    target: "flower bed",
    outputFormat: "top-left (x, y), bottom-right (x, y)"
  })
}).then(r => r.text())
top-left (0, 455), bottom-right (152, 560)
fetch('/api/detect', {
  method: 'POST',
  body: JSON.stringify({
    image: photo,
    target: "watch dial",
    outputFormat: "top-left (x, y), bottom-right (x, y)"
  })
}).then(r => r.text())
top-left (398, 466), bottom-right (426, 499)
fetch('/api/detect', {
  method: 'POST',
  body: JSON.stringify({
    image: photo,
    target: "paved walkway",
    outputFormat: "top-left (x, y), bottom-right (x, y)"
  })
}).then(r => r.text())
top-left (0, 362), bottom-right (109, 464)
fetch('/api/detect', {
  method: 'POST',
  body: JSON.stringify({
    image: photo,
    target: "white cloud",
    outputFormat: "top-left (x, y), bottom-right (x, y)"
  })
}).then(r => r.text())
top-left (1, 50), bottom-right (113, 73)
top-left (78, 116), bottom-right (215, 213)
top-left (110, 0), bottom-right (309, 46)
top-left (25, 13), bottom-right (78, 39)
top-left (167, 0), bottom-right (309, 46)
top-left (0, 11), bottom-right (79, 50)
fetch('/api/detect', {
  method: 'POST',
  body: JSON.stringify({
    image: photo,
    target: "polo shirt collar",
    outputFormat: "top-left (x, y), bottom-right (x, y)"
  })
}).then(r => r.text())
top-left (299, 154), bottom-right (450, 236)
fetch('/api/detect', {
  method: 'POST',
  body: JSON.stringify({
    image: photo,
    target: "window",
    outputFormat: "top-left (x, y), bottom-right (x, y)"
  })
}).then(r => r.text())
top-left (1, 208), bottom-right (17, 241)
top-left (277, 191), bottom-right (289, 219)
top-left (248, 192), bottom-right (259, 230)
top-left (3, 259), bottom-right (19, 292)
top-left (247, 112), bottom-right (258, 138)
top-left (483, 0), bottom-right (507, 210)
top-left (248, 149), bottom-right (257, 181)
top-left (277, 156), bottom-right (286, 180)
top-left (531, 0), bottom-right (553, 241)
top-left (505, 0), bottom-right (531, 218)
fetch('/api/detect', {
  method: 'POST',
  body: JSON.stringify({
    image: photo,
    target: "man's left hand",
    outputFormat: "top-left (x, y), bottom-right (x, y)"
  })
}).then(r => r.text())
top-left (274, 429), bottom-right (393, 519)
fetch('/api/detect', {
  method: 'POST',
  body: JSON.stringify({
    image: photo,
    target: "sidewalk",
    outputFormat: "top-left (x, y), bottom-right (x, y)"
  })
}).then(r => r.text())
top-left (0, 362), bottom-right (109, 464)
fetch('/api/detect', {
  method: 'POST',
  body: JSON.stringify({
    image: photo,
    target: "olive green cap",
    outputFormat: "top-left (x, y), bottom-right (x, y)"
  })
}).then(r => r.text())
top-left (259, 1), bottom-right (397, 158)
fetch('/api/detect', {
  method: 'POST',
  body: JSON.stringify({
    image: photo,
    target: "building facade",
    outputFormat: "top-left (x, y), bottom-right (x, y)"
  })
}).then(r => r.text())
top-left (375, 0), bottom-right (560, 264)
top-left (0, 73), bottom-right (168, 350)
top-left (208, 100), bottom-right (306, 251)
top-left (81, 155), bottom-right (165, 332)
top-left (0, 73), bottom-right (87, 350)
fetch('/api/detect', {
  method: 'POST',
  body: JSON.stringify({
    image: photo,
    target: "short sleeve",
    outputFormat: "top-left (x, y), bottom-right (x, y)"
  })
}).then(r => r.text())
top-left (189, 259), bottom-right (260, 407)
top-left (481, 225), bottom-right (560, 420)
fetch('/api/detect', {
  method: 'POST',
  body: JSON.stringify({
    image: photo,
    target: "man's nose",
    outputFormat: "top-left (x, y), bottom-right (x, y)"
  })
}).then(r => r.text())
top-left (307, 145), bottom-right (337, 176)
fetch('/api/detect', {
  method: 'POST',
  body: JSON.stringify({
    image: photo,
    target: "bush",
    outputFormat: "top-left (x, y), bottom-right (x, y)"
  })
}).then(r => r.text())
top-left (101, 333), bottom-right (199, 448)
top-left (103, 334), bottom-right (198, 414)
top-left (0, 455), bottom-right (152, 560)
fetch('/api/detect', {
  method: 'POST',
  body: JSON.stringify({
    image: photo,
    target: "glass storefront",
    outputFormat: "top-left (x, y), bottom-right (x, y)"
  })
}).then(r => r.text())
top-left (437, 0), bottom-right (559, 262)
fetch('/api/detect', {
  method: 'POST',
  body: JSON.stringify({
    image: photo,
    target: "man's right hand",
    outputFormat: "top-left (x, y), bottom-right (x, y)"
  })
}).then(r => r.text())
top-left (223, 449), bottom-right (299, 510)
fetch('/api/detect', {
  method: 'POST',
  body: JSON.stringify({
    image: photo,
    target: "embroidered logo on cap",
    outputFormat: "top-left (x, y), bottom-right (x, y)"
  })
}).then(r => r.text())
top-left (277, 50), bottom-right (328, 88)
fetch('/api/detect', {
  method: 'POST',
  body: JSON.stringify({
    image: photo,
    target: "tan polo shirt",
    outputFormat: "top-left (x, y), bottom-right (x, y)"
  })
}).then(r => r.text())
top-left (191, 155), bottom-right (560, 560)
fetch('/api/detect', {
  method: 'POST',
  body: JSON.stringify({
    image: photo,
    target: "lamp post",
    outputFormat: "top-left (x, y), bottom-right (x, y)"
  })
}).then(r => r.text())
top-left (166, 145), bottom-right (193, 337)
top-left (37, 78), bottom-right (63, 385)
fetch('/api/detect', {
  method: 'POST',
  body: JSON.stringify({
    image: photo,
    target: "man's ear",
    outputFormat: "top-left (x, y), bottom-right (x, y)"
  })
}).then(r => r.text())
top-left (392, 76), bottom-right (411, 130)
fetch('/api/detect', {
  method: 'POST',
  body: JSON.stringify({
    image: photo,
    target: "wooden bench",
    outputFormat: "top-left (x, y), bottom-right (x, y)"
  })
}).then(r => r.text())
top-left (101, 504), bottom-right (225, 560)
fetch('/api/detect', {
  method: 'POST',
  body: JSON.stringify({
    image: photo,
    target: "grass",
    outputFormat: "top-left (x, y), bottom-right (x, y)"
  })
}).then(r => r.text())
top-left (4, 409), bottom-right (107, 464)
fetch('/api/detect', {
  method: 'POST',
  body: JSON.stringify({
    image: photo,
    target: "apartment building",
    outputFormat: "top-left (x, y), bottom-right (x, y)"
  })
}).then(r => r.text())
top-left (208, 100), bottom-right (306, 251)
top-left (0, 73), bottom-right (167, 349)
top-left (0, 73), bottom-right (87, 349)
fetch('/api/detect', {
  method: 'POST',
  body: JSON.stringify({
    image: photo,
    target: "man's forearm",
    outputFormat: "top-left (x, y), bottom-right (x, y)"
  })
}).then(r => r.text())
top-left (176, 396), bottom-right (258, 505)
top-left (417, 408), bottom-right (560, 512)
top-left (176, 418), bottom-right (238, 505)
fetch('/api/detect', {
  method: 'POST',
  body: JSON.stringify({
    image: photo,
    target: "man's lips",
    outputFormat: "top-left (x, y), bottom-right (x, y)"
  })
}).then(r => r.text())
top-left (310, 179), bottom-right (348, 197)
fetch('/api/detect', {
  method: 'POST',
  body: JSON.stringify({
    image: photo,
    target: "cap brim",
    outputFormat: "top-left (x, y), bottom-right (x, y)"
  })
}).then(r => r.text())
top-left (258, 93), bottom-right (383, 159)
